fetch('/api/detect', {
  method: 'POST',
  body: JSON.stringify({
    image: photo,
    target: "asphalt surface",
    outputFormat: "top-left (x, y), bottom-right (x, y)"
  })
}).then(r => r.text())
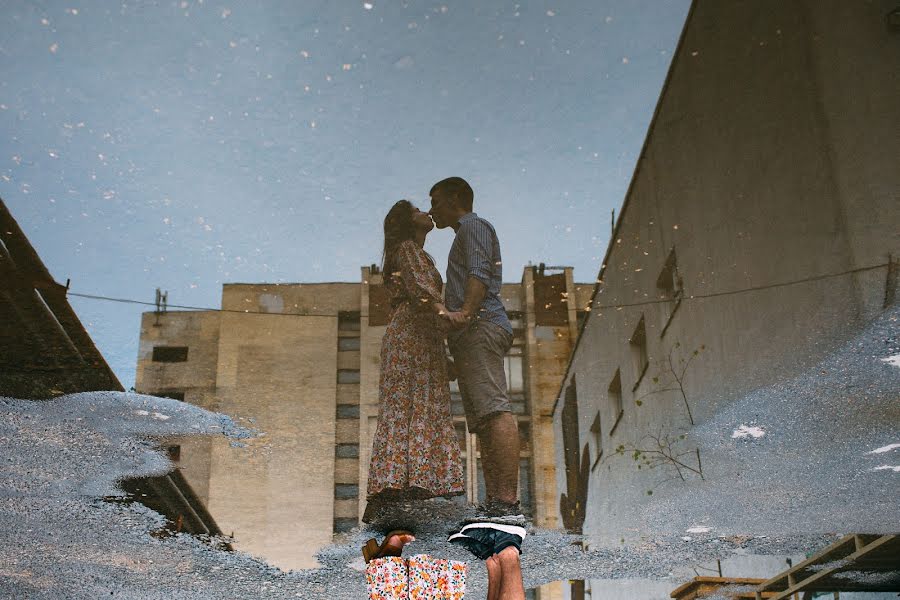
top-left (0, 309), bottom-right (897, 598)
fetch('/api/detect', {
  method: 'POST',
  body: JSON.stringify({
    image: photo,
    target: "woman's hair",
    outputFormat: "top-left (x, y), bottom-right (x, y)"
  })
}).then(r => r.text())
top-left (382, 199), bottom-right (416, 275)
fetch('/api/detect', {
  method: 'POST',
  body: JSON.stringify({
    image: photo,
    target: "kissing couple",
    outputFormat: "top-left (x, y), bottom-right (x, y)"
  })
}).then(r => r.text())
top-left (362, 177), bottom-right (528, 599)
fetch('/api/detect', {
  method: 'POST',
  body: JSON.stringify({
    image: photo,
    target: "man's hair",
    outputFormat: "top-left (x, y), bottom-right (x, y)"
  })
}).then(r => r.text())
top-left (430, 177), bottom-right (474, 212)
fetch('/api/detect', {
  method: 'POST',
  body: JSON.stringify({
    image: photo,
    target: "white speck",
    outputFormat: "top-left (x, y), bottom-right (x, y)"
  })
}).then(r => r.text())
top-left (605, 15), bottom-right (613, 23)
top-left (881, 354), bottom-right (900, 368)
top-left (546, 10), bottom-right (555, 16)
top-left (135, 410), bottom-right (150, 416)
top-left (342, 63), bottom-right (352, 71)
top-left (622, 56), bottom-right (629, 64)
top-left (691, 50), bottom-right (699, 56)
top-left (871, 465), bottom-right (900, 473)
top-left (681, 536), bottom-right (692, 542)
top-left (65, 8), bottom-right (78, 15)
top-left (41, 18), bottom-right (50, 25)
top-left (363, 2), bottom-right (373, 9)
top-left (868, 443), bottom-right (900, 455)
top-left (440, 5), bottom-right (448, 13)
top-left (686, 526), bottom-right (711, 534)
top-left (152, 412), bottom-right (171, 421)
top-left (229, 40), bottom-right (237, 48)
top-left (310, 121), bottom-right (316, 129)
top-left (732, 425), bottom-right (766, 439)
top-left (300, 50), bottom-right (309, 58)
top-left (221, 8), bottom-right (231, 18)
top-left (49, 43), bottom-right (59, 53)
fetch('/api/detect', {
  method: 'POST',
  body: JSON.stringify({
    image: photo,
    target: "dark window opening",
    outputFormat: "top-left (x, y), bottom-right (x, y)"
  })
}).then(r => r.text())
top-left (333, 517), bottom-right (358, 533)
top-left (167, 445), bottom-right (181, 461)
top-left (630, 317), bottom-right (648, 391)
top-left (152, 346), bottom-right (188, 363)
top-left (155, 391), bottom-right (185, 402)
top-left (337, 369), bottom-right (360, 384)
top-left (338, 311), bottom-right (361, 332)
top-left (335, 444), bottom-right (359, 458)
top-left (657, 248), bottom-right (683, 336)
top-left (336, 404), bottom-right (360, 419)
top-left (590, 412), bottom-right (602, 469)
top-left (609, 369), bottom-right (624, 435)
top-left (334, 484), bottom-right (359, 499)
top-left (337, 336), bottom-right (361, 351)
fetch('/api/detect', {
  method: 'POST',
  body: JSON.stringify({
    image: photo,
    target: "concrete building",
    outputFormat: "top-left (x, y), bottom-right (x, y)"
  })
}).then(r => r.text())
top-left (552, 0), bottom-right (899, 545)
top-left (135, 265), bottom-right (592, 571)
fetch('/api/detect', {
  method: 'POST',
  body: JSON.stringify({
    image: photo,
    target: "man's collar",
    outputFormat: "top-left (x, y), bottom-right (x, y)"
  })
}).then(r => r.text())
top-left (453, 212), bottom-right (477, 231)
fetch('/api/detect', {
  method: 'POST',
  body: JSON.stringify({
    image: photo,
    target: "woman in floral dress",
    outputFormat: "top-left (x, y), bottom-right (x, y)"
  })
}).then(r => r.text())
top-left (366, 200), bottom-right (465, 505)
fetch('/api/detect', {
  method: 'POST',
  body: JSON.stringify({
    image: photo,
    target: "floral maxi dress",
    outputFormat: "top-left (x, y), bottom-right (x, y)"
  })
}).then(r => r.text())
top-left (366, 239), bottom-right (465, 499)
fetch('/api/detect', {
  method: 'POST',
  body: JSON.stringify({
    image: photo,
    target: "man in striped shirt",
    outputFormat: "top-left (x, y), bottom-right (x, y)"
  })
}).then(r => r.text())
top-left (429, 177), bottom-right (522, 520)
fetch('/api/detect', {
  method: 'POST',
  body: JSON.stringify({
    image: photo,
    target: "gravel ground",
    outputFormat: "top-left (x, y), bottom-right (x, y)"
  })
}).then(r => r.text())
top-left (0, 310), bottom-right (896, 598)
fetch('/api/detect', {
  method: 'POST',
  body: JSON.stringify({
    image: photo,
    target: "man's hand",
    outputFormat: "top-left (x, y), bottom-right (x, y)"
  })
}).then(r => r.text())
top-left (443, 310), bottom-right (471, 329)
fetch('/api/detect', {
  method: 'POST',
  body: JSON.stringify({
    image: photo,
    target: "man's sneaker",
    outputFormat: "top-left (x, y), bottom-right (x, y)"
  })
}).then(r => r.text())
top-left (465, 499), bottom-right (526, 526)
top-left (447, 532), bottom-right (493, 560)
top-left (453, 522), bottom-right (527, 556)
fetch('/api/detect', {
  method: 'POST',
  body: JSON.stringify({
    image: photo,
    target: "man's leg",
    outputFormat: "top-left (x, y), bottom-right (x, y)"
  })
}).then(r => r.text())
top-left (479, 412), bottom-right (520, 505)
top-left (496, 547), bottom-right (525, 600)
top-left (485, 553), bottom-right (502, 600)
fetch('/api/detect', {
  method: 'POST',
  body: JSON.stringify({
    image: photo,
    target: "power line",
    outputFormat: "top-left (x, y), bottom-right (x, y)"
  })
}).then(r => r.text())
top-left (66, 262), bottom-right (890, 317)
top-left (589, 262), bottom-right (890, 312)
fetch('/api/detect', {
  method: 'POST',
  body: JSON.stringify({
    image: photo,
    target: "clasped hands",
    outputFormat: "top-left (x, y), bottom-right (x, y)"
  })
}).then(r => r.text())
top-left (435, 303), bottom-right (471, 330)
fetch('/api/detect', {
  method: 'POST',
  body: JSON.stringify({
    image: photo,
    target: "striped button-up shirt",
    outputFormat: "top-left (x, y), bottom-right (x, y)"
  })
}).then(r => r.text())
top-left (445, 212), bottom-right (512, 334)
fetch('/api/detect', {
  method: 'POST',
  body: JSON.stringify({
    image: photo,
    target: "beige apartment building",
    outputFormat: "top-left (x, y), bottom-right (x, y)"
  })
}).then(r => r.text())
top-left (136, 265), bottom-right (592, 571)
top-left (552, 0), bottom-right (899, 553)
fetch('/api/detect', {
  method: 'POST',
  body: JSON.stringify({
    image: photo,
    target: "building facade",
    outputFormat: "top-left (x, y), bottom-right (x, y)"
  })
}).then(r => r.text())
top-left (136, 265), bottom-right (592, 571)
top-left (552, 0), bottom-right (899, 545)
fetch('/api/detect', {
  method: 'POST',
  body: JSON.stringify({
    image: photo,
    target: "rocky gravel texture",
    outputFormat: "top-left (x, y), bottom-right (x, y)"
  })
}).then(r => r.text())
top-left (1, 309), bottom-right (897, 598)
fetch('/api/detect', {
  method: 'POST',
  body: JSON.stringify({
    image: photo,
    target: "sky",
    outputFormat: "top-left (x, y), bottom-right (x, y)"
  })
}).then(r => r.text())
top-left (1, 0), bottom-right (691, 386)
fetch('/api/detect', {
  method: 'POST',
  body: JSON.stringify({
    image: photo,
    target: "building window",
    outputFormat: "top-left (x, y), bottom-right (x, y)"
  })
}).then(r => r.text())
top-left (333, 518), bottom-right (357, 533)
top-left (334, 484), bottom-right (359, 499)
top-left (338, 336), bottom-right (361, 351)
top-left (338, 311), bottom-right (361, 332)
top-left (335, 443), bottom-right (359, 458)
top-left (608, 369), bottom-right (623, 435)
top-left (336, 404), bottom-right (360, 419)
top-left (590, 412), bottom-right (602, 470)
top-left (630, 316), bottom-right (649, 391)
top-left (151, 346), bottom-right (188, 363)
top-left (504, 345), bottom-right (524, 393)
top-left (337, 369), bottom-right (361, 384)
top-left (167, 445), bottom-right (181, 461)
top-left (656, 248), bottom-right (683, 337)
top-left (508, 311), bottom-right (525, 334)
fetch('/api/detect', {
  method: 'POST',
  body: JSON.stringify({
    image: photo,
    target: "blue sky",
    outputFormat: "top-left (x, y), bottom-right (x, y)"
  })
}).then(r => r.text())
top-left (1, 1), bottom-right (690, 386)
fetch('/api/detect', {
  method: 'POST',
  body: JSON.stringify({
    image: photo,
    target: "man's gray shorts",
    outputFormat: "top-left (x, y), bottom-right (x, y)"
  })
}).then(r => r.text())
top-left (448, 321), bottom-right (514, 434)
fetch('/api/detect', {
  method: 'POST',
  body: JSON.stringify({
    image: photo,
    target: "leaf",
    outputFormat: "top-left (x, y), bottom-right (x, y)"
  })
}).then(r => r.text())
top-left (647, 490), bottom-right (653, 496)
top-left (652, 376), bottom-right (659, 384)
top-left (635, 399), bottom-right (643, 407)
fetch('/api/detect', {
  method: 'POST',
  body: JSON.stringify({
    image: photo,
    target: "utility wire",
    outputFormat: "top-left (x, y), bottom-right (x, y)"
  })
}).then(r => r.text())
top-left (589, 262), bottom-right (890, 311)
top-left (66, 262), bottom-right (891, 317)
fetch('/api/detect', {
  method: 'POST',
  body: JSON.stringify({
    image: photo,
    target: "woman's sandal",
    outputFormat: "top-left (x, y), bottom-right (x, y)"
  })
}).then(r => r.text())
top-left (361, 530), bottom-right (415, 563)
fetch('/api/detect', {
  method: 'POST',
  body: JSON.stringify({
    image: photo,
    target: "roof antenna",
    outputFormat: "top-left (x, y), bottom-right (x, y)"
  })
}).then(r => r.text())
top-left (154, 288), bottom-right (168, 325)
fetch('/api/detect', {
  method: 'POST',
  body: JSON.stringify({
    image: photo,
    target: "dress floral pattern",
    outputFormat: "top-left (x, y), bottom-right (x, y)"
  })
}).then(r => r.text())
top-left (366, 555), bottom-right (467, 600)
top-left (367, 239), bottom-right (465, 499)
